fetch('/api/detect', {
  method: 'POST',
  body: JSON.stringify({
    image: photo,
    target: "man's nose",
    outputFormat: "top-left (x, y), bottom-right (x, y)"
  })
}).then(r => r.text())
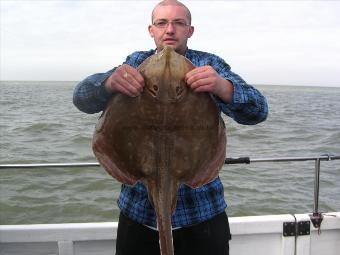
top-left (165, 22), bottom-right (175, 33)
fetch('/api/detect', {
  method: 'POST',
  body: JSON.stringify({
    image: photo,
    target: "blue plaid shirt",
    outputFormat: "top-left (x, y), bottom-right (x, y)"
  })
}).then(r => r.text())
top-left (73, 48), bottom-right (268, 228)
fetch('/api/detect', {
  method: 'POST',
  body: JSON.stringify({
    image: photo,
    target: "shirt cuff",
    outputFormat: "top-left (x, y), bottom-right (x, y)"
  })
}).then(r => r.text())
top-left (94, 69), bottom-right (115, 100)
top-left (213, 79), bottom-right (243, 112)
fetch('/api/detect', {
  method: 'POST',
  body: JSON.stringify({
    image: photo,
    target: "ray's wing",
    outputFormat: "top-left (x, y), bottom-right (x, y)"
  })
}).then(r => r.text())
top-left (183, 116), bottom-right (226, 188)
top-left (163, 91), bottom-right (226, 188)
top-left (92, 100), bottom-right (140, 185)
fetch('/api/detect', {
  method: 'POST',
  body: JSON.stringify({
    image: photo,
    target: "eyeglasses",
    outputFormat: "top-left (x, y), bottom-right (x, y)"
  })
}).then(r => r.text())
top-left (153, 19), bottom-right (190, 29)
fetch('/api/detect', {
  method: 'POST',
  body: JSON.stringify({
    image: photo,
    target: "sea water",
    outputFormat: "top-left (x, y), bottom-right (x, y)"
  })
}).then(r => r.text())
top-left (0, 81), bottom-right (339, 224)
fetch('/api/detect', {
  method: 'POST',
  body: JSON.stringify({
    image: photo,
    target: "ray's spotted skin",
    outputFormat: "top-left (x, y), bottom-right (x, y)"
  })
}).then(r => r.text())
top-left (92, 46), bottom-right (226, 255)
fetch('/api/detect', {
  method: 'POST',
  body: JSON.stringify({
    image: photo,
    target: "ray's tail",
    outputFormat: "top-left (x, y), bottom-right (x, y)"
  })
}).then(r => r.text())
top-left (147, 175), bottom-right (178, 255)
top-left (146, 129), bottom-right (179, 255)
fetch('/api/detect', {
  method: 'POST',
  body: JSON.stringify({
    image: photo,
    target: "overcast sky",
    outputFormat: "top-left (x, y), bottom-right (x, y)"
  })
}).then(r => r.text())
top-left (1, 0), bottom-right (340, 86)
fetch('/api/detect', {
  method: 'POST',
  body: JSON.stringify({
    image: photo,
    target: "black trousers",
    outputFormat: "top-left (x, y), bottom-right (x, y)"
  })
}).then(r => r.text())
top-left (115, 211), bottom-right (231, 255)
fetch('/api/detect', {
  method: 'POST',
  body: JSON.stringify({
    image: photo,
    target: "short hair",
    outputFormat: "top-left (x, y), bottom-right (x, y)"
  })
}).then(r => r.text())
top-left (151, 0), bottom-right (192, 24)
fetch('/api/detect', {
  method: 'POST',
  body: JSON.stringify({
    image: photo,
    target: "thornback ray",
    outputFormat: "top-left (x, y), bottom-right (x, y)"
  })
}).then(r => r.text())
top-left (92, 46), bottom-right (226, 255)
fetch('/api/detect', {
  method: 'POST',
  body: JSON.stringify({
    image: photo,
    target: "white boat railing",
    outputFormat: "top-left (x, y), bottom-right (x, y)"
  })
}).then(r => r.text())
top-left (1, 154), bottom-right (339, 169)
top-left (225, 154), bottom-right (340, 228)
top-left (0, 154), bottom-right (339, 227)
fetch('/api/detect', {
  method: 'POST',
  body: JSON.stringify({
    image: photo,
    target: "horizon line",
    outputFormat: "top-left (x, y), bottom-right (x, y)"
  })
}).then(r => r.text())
top-left (1, 80), bottom-right (340, 88)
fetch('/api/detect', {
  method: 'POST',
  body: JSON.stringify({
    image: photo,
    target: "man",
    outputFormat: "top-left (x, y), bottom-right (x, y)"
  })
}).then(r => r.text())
top-left (73, 1), bottom-right (268, 254)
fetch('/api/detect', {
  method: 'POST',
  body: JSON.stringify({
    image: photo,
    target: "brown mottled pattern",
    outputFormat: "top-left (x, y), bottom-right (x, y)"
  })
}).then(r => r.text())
top-left (92, 46), bottom-right (226, 255)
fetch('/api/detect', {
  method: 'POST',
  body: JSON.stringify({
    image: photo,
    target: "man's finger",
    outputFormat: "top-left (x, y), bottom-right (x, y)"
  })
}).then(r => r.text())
top-left (186, 66), bottom-right (207, 75)
top-left (186, 71), bottom-right (210, 86)
top-left (193, 84), bottom-right (213, 93)
top-left (114, 83), bottom-right (137, 97)
top-left (185, 66), bottom-right (214, 82)
top-left (189, 77), bottom-right (212, 90)
top-left (116, 75), bottom-right (141, 97)
top-left (124, 65), bottom-right (145, 85)
top-left (186, 68), bottom-right (204, 81)
top-left (123, 73), bottom-right (144, 93)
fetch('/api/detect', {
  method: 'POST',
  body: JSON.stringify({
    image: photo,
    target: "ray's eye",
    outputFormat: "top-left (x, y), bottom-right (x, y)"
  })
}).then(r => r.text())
top-left (146, 82), bottom-right (158, 97)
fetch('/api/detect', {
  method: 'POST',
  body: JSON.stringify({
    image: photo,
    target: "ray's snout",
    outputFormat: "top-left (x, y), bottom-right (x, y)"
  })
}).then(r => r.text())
top-left (141, 46), bottom-right (192, 102)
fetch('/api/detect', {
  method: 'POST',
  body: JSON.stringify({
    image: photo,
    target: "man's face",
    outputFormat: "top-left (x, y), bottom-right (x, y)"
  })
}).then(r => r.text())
top-left (148, 5), bottom-right (194, 55)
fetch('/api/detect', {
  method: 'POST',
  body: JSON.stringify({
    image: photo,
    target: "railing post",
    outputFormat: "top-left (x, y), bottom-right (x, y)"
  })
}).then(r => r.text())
top-left (313, 158), bottom-right (321, 214)
top-left (310, 157), bottom-right (323, 229)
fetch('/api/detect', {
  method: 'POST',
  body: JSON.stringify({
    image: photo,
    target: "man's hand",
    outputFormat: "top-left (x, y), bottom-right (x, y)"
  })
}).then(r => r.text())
top-left (185, 66), bottom-right (234, 103)
top-left (105, 64), bottom-right (144, 97)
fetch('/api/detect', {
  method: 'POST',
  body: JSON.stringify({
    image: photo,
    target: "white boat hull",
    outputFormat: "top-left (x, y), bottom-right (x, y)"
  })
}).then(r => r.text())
top-left (1, 212), bottom-right (339, 255)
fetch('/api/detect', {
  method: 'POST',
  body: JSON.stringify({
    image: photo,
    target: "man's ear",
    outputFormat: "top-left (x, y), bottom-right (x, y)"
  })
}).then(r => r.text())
top-left (188, 26), bottom-right (194, 38)
top-left (148, 25), bottom-right (154, 38)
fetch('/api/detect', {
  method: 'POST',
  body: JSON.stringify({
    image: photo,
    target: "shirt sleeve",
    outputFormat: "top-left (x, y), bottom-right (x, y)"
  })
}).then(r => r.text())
top-left (73, 69), bottom-right (115, 114)
top-left (211, 56), bottom-right (268, 125)
top-left (72, 51), bottom-right (153, 114)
